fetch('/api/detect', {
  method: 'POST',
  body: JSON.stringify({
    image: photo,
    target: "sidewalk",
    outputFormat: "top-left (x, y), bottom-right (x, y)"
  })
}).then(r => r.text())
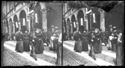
top-left (3, 41), bottom-right (55, 66)
top-left (63, 40), bottom-right (116, 66)
top-left (2, 47), bottom-right (38, 66)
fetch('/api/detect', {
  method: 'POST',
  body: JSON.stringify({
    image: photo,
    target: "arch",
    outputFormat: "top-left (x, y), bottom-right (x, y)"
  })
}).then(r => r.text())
top-left (34, 3), bottom-right (43, 30)
top-left (9, 18), bottom-right (13, 34)
top-left (71, 14), bottom-right (77, 32)
top-left (63, 19), bottom-right (67, 33)
top-left (19, 10), bottom-right (27, 33)
top-left (14, 15), bottom-right (19, 32)
top-left (19, 10), bottom-right (26, 19)
top-left (77, 10), bottom-right (85, 32)
top-left (6, 19), bottom-right (9, 33)
top-left (67, 18), bottom-right (72, 39)
top-left (67, 18), bottom-right (71, 33)
top-left (14, 15), bottom-right (18, 22)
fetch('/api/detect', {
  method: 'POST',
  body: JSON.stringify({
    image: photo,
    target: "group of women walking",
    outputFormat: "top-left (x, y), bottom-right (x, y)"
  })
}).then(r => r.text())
top-left (15, 29), bottom-right (44, 60)
top-left (14, 28), bottom-right (62, 65)
top-left (73, 27), bottom-right (123, 63)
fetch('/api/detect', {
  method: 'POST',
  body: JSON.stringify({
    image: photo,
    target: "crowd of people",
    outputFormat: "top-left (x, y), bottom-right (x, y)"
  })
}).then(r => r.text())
top-left (3, 25), bottom-right (62, 65)
top-left (70, 25), bottom-right (123, 65)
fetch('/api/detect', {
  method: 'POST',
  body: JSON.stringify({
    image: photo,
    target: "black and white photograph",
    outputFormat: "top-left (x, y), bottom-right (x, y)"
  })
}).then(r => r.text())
top-left (1, 1), bottom-right (124, 66)
top-left (62, 1), bottom-right (124, 66)
top-left (1, 1), bottom-right (62, 66)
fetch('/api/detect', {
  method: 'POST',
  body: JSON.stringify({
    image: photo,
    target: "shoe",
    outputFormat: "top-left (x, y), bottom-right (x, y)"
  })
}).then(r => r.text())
top-left (93, 57), bottom-right (96, 60)
top-left (33, 57), bottom-right (37, 61)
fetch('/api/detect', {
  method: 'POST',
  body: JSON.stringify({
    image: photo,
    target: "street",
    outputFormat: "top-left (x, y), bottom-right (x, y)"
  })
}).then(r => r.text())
top-left (2, 47), bottom-right (38, 66)
top-left (63, 40), bottom-right (116, 66)
top-left (2, 41), bottom-right (56, 66)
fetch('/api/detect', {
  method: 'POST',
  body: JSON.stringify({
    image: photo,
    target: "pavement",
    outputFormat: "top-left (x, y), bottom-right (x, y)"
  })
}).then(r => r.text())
top-left (63, 40), bottom-right (116, 66)
top-left (2, 47), bottom-right (38, 66)
top-left (2, 41), bottom-right (57, 66)
top-left (2, 40), bottom-right (116, 66)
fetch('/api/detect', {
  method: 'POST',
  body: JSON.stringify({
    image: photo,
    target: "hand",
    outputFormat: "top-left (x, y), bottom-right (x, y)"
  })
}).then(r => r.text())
top-left (32, 39), bottom-right (35, 42)
top-left (91, 39), bottom-right (93, 42)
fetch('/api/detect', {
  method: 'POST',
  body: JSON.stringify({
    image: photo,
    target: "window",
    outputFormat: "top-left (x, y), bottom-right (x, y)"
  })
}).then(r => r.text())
top-left (23, 18), bottom-right (25, 26)
top-left (74, 22), bottom-right (76, 28)
top-left (81, 18), bottom-right (83, 25)
top-left (93, 13), bottom-right (96, 23)
top-left (35, 13), bottom-right (38, 23)
top-left (16, 22), bottom-right (18, 28)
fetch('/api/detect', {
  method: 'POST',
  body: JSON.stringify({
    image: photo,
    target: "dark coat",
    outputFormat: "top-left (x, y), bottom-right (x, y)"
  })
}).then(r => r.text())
top-left (15, 31), bottom-right (24, 52)
top-left (73, 31), bottom-right (81, 41)
top-left (33, 32), bottom-right (44, 54)
top-left (73, 31), bottom-right (83, 52)
top-left (93, 33), bottom-right (102, 54)
top-left (74, 39), bottom-right (83, 52)
top-left (23, 33), bottom-right (30, 52)
top-left (81, 33), bottom-right (89, 51)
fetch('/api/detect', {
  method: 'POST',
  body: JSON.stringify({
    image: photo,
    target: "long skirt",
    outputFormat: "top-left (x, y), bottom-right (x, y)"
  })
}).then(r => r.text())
top-left (93, 40), bottom-right (102, 54)
top-left (53, 39), bottom-right (58, 52)
top-left (111, 40), bottom-right (117, 52)
top-left (23, 40), bottom-right (30, 52)
top-left (56, 43), bottom-right (62, 66)
top-left (116, 43), bottom-right (123, 66)
top-left (89, 44), bottom-right (96, 60)
top-left (74, 40), bottom-right (83, 52)
top-left (15, 41), bottom-right (24, 53)
top-left (30, 44), bottom-right (36, 58)
top-left (49, 40), bottom-right (53, 50)
top-left (34, 41), bottom-right (44, 54)
top-left (49, 39), bottom-right (58, 52)
top-left (82, 37), bottom-right (88, 51)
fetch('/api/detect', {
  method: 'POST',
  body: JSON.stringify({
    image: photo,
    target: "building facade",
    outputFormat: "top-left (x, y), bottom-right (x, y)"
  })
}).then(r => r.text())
top-left (63, 2), bottom-right (105, 40)
top-left (2, 1), bottom-right (47, 36)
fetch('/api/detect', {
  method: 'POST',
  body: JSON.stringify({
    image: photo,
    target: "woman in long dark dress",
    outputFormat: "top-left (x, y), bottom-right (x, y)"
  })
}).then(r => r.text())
top-left (88, 31), bottom-right (96, 60)
top-left (30, 33), bottom-right (37, 60)
top-left (23, 31), bottom-right (30, 52)
top-left (116, 31), bottom-right (123, 66)
top-left (73, 30), bottom-right (83, 52)
top-left (34, 29), bottom-right (44, 54)
top-left (93, 28), bottom-right (102, 54)
top-left (15, 30), bottom-right (24, 53)
top-left (111, 30), bottom-right (118, 52)
top-left (81, 31), bottom-right (89, 51)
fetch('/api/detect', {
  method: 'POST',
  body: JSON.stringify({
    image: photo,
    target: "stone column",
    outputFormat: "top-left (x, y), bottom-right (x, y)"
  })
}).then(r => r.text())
top-left (40, 3), bottom-right (47, 32)
top-left (100, 10), bottom-right (105, 32)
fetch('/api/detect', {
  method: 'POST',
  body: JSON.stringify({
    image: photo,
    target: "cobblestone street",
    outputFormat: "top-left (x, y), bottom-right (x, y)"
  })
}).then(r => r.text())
top-left (63, 47), bottom-right (97, 66)
top-left (63, 40), bottom-right (116, 66)
top-left (2, 41), bottom-right (56, 66)
top-left (2, 47), bottom-right (38, 66)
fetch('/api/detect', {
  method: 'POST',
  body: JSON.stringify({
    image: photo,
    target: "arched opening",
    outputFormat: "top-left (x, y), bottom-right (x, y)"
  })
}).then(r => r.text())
top-left (19, 10), bottom-right (27, 33)
top-left (71, 15), bottom-right (77, 32)
top-left (14, 15), bottom-right (19, 32)
top-left (34, 3), bottom-right (43, 30)
top-left (92, 8), bottom-right (100, 29)
top-left (63, 19), bottom-right (67, 33)
top-left (6, 19), bottom-right (9, 33)
top-left (67, 18), bottom-right (71, 39)
top-left (9, 18), bottom-right (13, 34)
top-left (67, 18), bottom-right (71, 33)
top-left (2, 20), bottom-right (5, 34)
top-left (77, 10), bottom-right (85, 32)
